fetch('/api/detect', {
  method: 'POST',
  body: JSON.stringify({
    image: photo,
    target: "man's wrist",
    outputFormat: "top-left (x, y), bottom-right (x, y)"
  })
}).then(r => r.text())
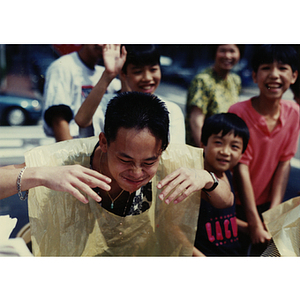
top-left (203, 171), bottom-right (219, 192)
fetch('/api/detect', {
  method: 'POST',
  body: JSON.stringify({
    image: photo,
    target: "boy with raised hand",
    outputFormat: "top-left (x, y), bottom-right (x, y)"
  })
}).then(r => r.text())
top-left (75, 44), bottom-right (185, 144)
top-left (229, 45), bottom-right (300, 255)
top-left (43, 44), bottom-right (121, 142)
top-left (193, 113), bottom-right (250, 256)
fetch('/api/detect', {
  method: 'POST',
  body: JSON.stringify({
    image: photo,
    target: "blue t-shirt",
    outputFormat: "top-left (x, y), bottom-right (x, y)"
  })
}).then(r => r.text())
top-left (194, 170), bottom-right (241, 256)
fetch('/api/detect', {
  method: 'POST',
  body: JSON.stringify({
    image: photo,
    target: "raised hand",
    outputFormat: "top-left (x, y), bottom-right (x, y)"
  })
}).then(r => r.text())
top-left (102, 44), bottom-right (127, 78)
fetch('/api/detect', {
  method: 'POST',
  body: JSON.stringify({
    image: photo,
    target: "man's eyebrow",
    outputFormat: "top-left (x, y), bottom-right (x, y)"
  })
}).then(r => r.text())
top-left (119, 152), bottom-right (159, 161)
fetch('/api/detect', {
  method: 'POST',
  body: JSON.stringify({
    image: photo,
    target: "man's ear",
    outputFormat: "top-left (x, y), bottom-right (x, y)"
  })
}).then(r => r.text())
top-left (99, 132), bottom-right (108, 153)
top-left (252, 70), bottom-right (257, 84)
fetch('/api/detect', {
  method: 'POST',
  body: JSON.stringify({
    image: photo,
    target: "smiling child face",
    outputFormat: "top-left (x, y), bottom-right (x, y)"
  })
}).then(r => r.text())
top-left (121, 64), bottom-right (161, 94)
top-left (252, 60), bottom-right (298, 101)
top-left (203, 131), bottom-right (243, 178)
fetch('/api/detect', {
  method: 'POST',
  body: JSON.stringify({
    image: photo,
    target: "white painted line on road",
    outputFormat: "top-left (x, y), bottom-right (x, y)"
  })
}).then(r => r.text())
top-left (0, 133), bottom-right (47, 139)
top-left (39, 138), bottom-right (55, 146)
top-left (0, 148), bottom-right (27, 158)
top-left (0, 139), bottom-right (23, 147)
top-left (291, 158), bottom-right (300, 169)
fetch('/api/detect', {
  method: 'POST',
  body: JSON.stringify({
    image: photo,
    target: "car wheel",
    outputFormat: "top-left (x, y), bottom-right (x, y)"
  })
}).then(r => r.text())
top-left (6, 107), bottom-right (27, 126)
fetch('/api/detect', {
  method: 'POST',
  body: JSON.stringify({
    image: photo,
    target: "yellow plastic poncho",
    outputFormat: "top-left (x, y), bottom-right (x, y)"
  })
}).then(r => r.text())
top-left (262, 196), bottom-right (300, 257)
top-left (25, 137), bottom-right (203, 256)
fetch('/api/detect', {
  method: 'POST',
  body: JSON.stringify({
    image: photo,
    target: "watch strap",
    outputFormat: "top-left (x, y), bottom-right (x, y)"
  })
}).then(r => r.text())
top-left (202, 172), bottom-right (219, 192)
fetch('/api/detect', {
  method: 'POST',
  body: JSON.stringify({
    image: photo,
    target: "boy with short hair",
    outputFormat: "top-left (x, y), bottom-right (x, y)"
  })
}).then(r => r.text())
top-left (43, 44), bottom-right (121, 142)
top-left (229, 45), bottom-right (300, 255)
top-left (193, 113), bottom-right (250, 256)
top-left (75, 44), bottom-right (186, 144)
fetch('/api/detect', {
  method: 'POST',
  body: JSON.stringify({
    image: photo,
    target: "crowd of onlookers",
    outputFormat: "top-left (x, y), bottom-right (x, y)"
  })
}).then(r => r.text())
top-left (1, 44), bottom-right (299, 257)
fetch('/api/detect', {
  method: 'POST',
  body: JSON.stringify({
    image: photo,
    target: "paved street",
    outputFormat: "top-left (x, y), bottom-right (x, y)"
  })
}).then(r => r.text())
top-left (0, 123), bottom-right (55, 166)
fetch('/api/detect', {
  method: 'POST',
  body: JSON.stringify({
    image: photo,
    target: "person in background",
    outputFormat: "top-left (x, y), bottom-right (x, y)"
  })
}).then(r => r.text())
top-left (229, 44), bottom-right (300, 255)
top-left (43, 44), bottom-right (121, 142)
top-left (193, 113), bottom-right (249, 256)
top-left (290, 45), bottom-right (300, 105)
top-left (75, 44), bottom-right (186, 144)
top-left (186, 44), bottom-right (244, 147)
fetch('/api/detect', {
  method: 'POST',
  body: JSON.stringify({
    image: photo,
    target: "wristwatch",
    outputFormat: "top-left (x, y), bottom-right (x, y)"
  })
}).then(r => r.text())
top-left (202, 172), bottom-right (219, 192)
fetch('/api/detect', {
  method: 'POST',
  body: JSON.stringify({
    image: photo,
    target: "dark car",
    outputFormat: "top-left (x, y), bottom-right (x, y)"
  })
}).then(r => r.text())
top-left (0, 93), bottom-right (43, 126)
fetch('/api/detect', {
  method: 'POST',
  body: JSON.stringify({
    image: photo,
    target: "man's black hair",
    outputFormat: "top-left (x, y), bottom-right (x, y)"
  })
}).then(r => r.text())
top-left (104, 92), bottom-right (169, 151)
top-left (121, 44), bottom-right (160, 74)
top-left (201, 113), bottom-right (250, 153)
top-left (251, 44), bottom-right (299, 73)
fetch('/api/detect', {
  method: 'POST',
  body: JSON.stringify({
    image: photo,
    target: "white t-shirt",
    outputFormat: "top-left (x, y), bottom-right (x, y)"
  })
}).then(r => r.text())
top-left (92, 93), bottom-right (186, 144)
top-left (43, 51), bottom-right (121, 138)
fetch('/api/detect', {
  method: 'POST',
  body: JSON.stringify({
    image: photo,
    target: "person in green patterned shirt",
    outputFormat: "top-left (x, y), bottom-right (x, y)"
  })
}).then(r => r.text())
top-left (186, 44), bottom-right (244, 147)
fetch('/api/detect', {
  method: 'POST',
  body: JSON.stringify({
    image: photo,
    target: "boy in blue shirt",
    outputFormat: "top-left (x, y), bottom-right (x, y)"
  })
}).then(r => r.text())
top-left (193, 113), bottom-right (250, 256)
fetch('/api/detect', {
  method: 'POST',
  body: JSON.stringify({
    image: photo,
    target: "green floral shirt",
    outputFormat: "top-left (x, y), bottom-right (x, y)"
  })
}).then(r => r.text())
top-left (185, 67), bottom-right (241, 145)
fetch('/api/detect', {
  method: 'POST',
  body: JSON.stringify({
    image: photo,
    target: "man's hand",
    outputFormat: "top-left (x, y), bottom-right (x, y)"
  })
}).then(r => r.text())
top-left (102, 44), bottom-right (127, 78)
top-left (157, 168), bottom-right (208, 204)
top-left (40, 165), bottom-right (112, 204)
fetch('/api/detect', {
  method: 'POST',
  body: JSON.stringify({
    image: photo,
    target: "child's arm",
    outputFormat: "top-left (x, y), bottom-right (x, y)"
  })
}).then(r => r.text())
top-left (75, 45), bottom-right (127, 128)
top-left (236, 218), bottom-right (249, 235)
top-left (193, 246), bottom-right (206, 257)
top-left (189, 106), bottom-right (205, 147)
top-left (234, 163), bottom-right (271, 244)
top-left (269, 160), bottom-right (291, 209)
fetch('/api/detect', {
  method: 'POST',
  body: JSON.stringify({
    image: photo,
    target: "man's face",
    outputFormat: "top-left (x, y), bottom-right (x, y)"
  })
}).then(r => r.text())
top-left (100, 127), bottom-right (162, 193)
top-left (121, 64), bottom-right (161, 94)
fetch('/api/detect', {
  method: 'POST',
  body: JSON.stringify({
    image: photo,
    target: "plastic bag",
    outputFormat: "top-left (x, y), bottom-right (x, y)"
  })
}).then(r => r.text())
top-left (262, 196), bottom-right (300, 257)
top-left (25, 137), bottom-right (203, 256)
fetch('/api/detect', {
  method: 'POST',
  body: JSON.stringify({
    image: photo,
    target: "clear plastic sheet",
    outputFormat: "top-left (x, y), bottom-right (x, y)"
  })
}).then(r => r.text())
top-left (262, 196), bottom-right (300, 257)
top-left (25, 137), bottom-right (203, 256)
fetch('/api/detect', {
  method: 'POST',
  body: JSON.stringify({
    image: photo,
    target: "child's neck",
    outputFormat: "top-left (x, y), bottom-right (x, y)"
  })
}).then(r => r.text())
top-left (252, 96), bottom-right (281, 132)
top-left (204, 163), bottom-right (226, 181)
